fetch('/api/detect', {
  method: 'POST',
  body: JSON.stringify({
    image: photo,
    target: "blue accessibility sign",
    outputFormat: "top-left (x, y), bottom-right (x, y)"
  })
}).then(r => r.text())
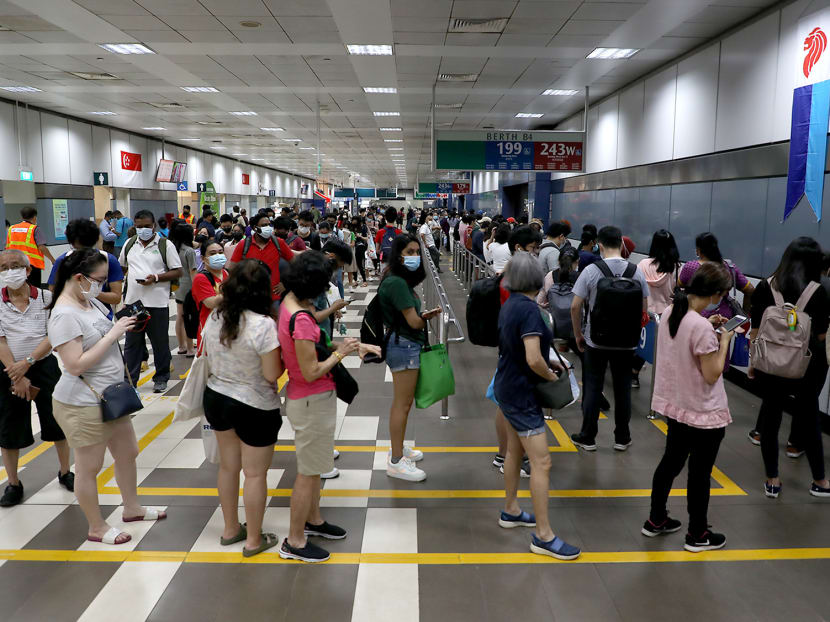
top-left (177, 181), bottom-right (188, 191)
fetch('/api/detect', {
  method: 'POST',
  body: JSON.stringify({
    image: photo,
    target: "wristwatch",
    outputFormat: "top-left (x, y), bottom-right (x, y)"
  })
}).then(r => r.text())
top-left (25, 356), bottom-right (35, 366)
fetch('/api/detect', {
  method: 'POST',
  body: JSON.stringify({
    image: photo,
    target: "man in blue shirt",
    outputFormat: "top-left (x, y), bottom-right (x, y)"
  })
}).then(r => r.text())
top-left (48, 219), bottom-right (123, 319)
top-left (113, 210), bottom-right (133, 259)
top-left (99, 210), bottom-right (118, 254)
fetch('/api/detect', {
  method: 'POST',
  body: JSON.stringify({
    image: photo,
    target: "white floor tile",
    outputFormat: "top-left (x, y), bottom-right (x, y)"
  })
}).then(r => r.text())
top-left (77, 561), bottom-right (182, 622)
top-left (351, 563), bottom-right (419, 622)
top-left (337, 416), bottom-right (379, 440)
top-left (134, 438), bottom-right (180, 469)
top-left (341, 356), bottom-right (362, 369)
top-left (337, 399), bottom-right (349, 418)
top-left (360, 508), bottom-right (418, 553)
top-left (157, 417), bottom-right (199, 440)
top-left (0, 504), bottom-right (65, 548)
top-left (157, 439), bottom-right (206, 469)
top-left (78, 504), bottom-right (168, 551)
top-left (25, 474), bottom-right (76, 505)
top-left (190, 506), bottom-right (289, 553)
top-left (320, 469), bottom-right (371, 508)
top-left (277, 419), bottom-right (295, 440)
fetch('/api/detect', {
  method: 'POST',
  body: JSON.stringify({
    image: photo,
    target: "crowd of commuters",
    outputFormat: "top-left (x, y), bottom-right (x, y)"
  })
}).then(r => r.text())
top-left (1, 199), bottom-right (829, 564)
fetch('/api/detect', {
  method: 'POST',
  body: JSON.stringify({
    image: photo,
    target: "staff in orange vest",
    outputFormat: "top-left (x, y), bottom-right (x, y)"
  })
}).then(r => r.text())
top-left (5, 206), bottom-right (54, 287)
top-left (180, 205), bottom-right (194, 225)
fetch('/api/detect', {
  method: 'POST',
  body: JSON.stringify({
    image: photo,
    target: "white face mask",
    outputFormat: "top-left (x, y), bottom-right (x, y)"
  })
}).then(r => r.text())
top-left (0, 267), bottom-right (27, 290)
top-left (298, 226), bottom-right (311, 236)
top-left (137, 227), bottom-right (154, 241)
top-left (82, 276), bottom-right (103, 300)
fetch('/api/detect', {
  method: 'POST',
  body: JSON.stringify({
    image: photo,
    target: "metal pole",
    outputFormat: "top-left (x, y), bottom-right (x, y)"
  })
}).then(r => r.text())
top-left (582, 85), bottom-right (589, 172)
top-left (647, 312), bottom-right (659, 420)
top-left (431, 83), bottom-right (436, 173)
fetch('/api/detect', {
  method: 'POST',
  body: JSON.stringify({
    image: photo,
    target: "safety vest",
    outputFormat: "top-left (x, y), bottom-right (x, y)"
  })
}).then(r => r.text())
top-left (6, 221), bottom-right (44, 269)
top-left (181, 213), bottom-right (194, 224)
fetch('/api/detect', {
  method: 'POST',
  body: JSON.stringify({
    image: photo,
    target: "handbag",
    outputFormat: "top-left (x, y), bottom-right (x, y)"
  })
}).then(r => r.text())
top-left (175, 335), bottom-right (209, 422)
top-left (414, 343), bottom-right (455, 409)
top-left (79, 341), bottom-right (144, 422)
top-left (533, 348), bottom-right (575, 410)
top-left (201, 415), bottom-right (219, 464)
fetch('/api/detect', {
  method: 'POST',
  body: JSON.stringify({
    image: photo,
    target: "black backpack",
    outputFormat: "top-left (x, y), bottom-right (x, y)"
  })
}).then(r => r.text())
top-left (182, 270), bottom-right (215, 339)
top-left (466, 274), bottom-right (504, 347)
top-left (589, 261), bottom-right (642, 348)
top-left (360, 296), bottom-right (391, 362)
top-left (379, 227), bottom-right (399, 262)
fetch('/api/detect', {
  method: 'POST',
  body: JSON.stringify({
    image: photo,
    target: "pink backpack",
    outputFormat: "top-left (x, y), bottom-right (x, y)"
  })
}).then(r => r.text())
top-left (750, 279), bottom-right (819, 379)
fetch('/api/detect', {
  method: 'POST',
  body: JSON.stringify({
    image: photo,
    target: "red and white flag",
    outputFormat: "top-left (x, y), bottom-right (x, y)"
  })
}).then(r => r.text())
top-left (121, 150), bottom-right (142, 171)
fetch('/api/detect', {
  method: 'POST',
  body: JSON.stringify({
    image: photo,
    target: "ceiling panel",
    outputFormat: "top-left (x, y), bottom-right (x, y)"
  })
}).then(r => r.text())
top-left (445, 33), bottom-right (499, 46)
top-left (392, 16), bottom-right (448, 32)
top-left (504, 18), bottom-right (568, 35)
top-left (135, 0), bottom-right (211, 16)
top-left (451, 1), bottom-right (518, 19)
top-left (572, 2), bottom-right (644, 21)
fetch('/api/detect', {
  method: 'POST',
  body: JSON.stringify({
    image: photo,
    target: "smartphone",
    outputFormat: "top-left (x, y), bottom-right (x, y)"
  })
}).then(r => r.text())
top-left (718, 314), bottom-right (748, 333)
top-left (134, 278), bottom-right (147, 285)
top-left (363, 352), bottom-right (382, 364)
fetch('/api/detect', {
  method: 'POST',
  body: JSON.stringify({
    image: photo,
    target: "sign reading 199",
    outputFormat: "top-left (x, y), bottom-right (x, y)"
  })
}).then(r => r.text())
top-left (496, 141), bottom-right (524, 155)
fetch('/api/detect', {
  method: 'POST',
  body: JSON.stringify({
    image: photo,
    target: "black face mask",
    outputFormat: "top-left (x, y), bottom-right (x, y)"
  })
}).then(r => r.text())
top-left (222, 227), bottom-right (232, 233)
top-left (232, 232), bottom-right (244, 241)
top-left (276, 231), bottom-right (288, 239)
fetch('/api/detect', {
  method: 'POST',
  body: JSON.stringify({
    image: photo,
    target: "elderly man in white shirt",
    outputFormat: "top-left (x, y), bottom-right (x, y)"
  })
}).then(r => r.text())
top-left (119, 210), bottom-right (182, 393)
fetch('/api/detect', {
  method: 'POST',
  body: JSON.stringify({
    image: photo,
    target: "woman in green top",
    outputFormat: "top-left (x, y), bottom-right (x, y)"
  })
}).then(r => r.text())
top-left (379, 234), bottom-right (441, 482)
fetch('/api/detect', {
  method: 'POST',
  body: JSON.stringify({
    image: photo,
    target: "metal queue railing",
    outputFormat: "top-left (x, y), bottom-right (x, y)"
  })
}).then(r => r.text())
top-left (452, 243), bottom-right (495, 290)
top-left (419, 243), bottom-right (465, 420)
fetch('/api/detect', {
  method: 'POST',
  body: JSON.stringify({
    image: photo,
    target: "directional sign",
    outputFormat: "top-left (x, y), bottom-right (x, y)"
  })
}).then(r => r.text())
top-left (435, 129), bottom-right (584, 172)
top-left (196, 183), bottom-right (207, 193)
top-left (418, 182), bottom-right (470, 194)
top-left (177, 181), bottom-right (188, 191)
top-left (93, 172), bottom-right (109, 186)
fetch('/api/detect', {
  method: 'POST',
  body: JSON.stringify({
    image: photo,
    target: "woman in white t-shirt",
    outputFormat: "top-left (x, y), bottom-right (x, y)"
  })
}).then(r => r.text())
top-left (201, 259), bottom-right (284, 557)
top-left (48, 248), bottom-right (166, 546)
top-left (485, 223), bottom-right (512, 273)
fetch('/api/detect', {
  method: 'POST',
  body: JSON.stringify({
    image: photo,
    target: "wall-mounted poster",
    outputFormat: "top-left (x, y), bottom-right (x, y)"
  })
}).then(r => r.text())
top-left (53, 198), bottom-right (68, 241)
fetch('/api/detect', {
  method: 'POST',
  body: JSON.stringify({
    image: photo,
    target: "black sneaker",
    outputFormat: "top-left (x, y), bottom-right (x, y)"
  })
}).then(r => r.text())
top-left (748, 429), bottom-right (761, 446)
top-left (304, 521), bottom-right (347, 540)
top-left (809, 482), bottom-right (830, 497)
top-left (641, 517), bottom-right (682, 537)
top-left (0, 482), bottom-right (23, 507)
top-left (520, 458), bottom-right (531, 478)
top-left (279, 538), bottom-right (330, 563)
top-left (492, 454), bottom-right (505, 468)
top-left (631, 375), bottom-right (640, 389)
top-left (571, 433), bottom-right (597, 451)
top-left (58, 470), bottom-right (75, 492)
top-left (684, 530), bottom-right (726, 552)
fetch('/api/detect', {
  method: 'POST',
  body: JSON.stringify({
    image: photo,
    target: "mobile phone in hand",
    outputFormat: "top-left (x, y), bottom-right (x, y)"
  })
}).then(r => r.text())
top-left (717, 314), bottom-right (748, 333)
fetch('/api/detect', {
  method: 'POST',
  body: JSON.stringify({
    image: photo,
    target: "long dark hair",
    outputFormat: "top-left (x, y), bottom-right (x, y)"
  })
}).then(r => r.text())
top-left (648, 229), bottom-right (680, 274)
top-left (47, 247), bottom-right (107, 310)
top-left (216, 259), bottom-right (272, 346)
top-left (558, 246), bottom-right (579, 274)
top-left (170, 222), bottom-right (193, 252)
top-left (668, 262), bottom-right (732, 338)
top-left (383, 233), bottom-right (425, 287)
top-left (695, 232), bottom-right (723, 263)
top-left (770, 236), bottom-right (823, 302)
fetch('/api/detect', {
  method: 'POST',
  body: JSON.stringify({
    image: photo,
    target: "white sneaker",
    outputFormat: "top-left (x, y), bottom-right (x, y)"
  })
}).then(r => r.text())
top-left (386, 456), bottom-right (426, 482)
top-left (333, 449), bottom-right (340, 460)
top-left (321, 468), bottom-right (340, 479)
top-left (402, 446), bottom-right (424, 462)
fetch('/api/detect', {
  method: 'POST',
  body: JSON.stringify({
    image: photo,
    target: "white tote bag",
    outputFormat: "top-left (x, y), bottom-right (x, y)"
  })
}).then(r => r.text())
top-left (174, 341), bottom-right (208, 422)
top-left (201, 416), bottom-right (219, 464)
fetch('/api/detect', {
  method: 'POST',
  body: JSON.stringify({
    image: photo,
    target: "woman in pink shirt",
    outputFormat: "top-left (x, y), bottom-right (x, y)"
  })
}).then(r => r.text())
top-left (643, 262), bottom-right (734, 553)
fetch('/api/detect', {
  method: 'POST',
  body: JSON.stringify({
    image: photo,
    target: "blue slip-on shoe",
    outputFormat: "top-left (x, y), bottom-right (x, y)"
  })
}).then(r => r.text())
top-left (498, 510), bottom-right (536, 529)
top-left (530, 534), bottom-right (581, 560)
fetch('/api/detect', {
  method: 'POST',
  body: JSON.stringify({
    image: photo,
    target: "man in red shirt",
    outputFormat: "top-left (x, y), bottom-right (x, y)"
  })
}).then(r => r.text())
top-left (374, 206), bottom-right (403, 271)
top-left (229, 212), bottom-right (294, 311)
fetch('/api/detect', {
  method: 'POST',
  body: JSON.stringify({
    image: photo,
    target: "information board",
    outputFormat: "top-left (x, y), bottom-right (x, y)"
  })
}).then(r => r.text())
top-left (334, 188), bottom-right (356, 198)
top-left (52, 199), bottom-right (68, 241)
top-left (418, 182), bottom-right (470, 194)
top-left (376, 188), bottom-right (397, 199)
top-left (435, 130), bottom-right (584, 172)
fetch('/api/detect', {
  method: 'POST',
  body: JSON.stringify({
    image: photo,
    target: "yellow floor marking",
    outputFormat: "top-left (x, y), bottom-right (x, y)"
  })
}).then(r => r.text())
top-left (0, 441), bottom-right (54, 481)
top-left (3, 547), bottom-right (830, 565)
top-left (546, 420), bottom-right (577, 451)
top-left (274, 444), bottom-right (575, 454)
top-left (136, 370), bottom-right (156, 387)
top-left (179, 368), bottom-right (190, 380)
top-left (277, 371), bottom-right (288, 392)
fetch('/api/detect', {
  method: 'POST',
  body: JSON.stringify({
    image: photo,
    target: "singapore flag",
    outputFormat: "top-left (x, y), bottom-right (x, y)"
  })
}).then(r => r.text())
top-left (120, 150), bottom-right (141, 171)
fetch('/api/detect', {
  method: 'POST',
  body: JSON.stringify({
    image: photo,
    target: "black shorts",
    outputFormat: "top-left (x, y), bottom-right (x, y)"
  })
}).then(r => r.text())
top-left (0, 355), bottom-right (65, 449)
top-left (203, 386), bottom-right (281, 447)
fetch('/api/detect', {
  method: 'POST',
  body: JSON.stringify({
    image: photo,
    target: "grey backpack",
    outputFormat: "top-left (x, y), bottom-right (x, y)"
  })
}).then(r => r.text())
top-left (750, 279), bottom-right (819, 379)
top-left (546, 270), bottom-right (575, 340)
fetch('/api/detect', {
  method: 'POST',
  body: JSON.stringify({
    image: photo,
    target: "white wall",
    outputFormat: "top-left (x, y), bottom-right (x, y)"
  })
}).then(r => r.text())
top-left (556, 0), bottom-right (820, 175)
top-left (472, 171), bottom-right (500, 193)
top-left (0, 100), bottom-right (313, 199)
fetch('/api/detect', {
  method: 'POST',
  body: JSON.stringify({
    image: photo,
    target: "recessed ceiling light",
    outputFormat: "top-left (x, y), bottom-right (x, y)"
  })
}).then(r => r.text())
top-left (434, 103), bottom-right (463, 109)
top-left (373, 112), bottom-right (399, 117)
top-left (195, 121), bottom-right (222, 126)
top-left (68, 71), bottom-right (121, 81)
top-left (380, 127), bottom-right (401, 131)
top-left (260, 127), bottom-right (284, 132)
top-left (181, 86), bottom-right (218, 93)
top-left (99, 43), bottom-right (155, 55)
top-left (347, 44), bottom-right (393, 55)
top-left (232, 153), bottom-right (248, 156)
top-left (230, 111), bottom-right (257, 116)
top-left (299, 147), bottom-right (314, 150)
top-left (178, 137), bottom-right (200, 141)
top-left (211, 145), bottom-right (226, 149)
top-left (282, 138), bottom-right (302, 142)
top-left (542, 89), bottom-right (579, 96)
top-left (384, 139), bottom-right (403, 142)
top-left (364, 87), bottom-right (397, 93)
top-left (90, 111), bottom-right (116, 115)
top-left (0, 86), bottom-right (41, 93)
top-left (586, 47), bottom-right (639, 59)
top-left (438, 73), bottom-right (478, 82)
top-left (239, 20), bottom-right (261, 28)
top-left (251, 158), bottom-right (265, 161)
top-left (515, 112), bottom-right (543, 118)
top-left (388, 147), bottom-right (403, 150)
top-left (142, 126), bottom-right (166, 130)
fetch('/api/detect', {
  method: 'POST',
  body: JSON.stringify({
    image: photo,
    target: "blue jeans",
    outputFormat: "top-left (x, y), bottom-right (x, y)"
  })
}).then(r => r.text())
top-left (385, 333), bottom-right (422, 372)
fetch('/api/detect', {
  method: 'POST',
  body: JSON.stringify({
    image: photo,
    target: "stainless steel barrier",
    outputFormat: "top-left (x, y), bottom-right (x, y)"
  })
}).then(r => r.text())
top-left (452, 243), bottom-right (494, 291)
top-left (420, 244), bottom-right (465, 420)
top-left (644, 311), bottom-right (660, 420)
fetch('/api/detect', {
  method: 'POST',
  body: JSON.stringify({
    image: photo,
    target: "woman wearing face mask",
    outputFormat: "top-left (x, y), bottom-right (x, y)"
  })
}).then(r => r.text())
top-left (351, 217), bottom-right (369, 287)
top-left (171, 223), bottom-right (197, 357)
top-left (48, 248), bottom-right (166, 545)
top-left (192, 241), bottom-right (229, 346)
top-left (223, 224), bottom-right (245, 260)
top-left (378, 234), bottom-right (441, 482)
top-left (193, 233), bottom-right (207, 271)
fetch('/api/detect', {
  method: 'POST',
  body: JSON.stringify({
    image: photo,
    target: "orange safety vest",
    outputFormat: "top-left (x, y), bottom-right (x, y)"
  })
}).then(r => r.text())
top-left (6, 221), bottom-right (44, 269)
top-left (181, 213), bottom-right (194, 224)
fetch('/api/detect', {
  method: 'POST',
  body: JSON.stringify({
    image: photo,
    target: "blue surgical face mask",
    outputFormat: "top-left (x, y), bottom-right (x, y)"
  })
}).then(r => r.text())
top-left (704, 297), bottom-right (721, 312)
top-left (207, 254), bottom-right (227, 270)
top-left (403, 255), bottom-right (421, 271)
top-left (137, 227), bottom-right (154, 241)
top-left (592, 243), bottom-right (599, 253)
top-left (319, 233), bottom-right (331, 241)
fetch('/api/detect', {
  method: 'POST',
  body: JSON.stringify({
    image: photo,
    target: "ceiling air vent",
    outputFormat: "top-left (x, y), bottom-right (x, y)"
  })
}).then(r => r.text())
top-left (196, 120), bottom-right (223, 125)
top-left (434, 103), bottom-right (463, 109)
top-left (147, 101), bottom-right (185, 109)
top-left (448, 18), bottom-right (508, 33)
top-left (67, 71), bottom-right (121, 80)
top-left (438, 73), bottom-right (478, 82)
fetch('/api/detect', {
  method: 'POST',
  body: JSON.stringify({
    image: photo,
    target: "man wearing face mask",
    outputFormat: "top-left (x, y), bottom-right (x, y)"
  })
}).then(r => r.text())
top-left (229, 211), bottom-right (295, 312)
top-left (119, 210), bottom-right (183, 393)
top-left (223, 224), bottom-right (246, 260)
top-left (5, 206), bottom-right (55, 288)
top-left (275, 217), bottom-right (307, 252)
top-left (99, 210), bottom-right (118, 255)
top-left (214, 214), bottom-right (234, 245)
top-left (0, 249), bottom-right (73, 506)
top-left (296, 211), bottom-right (321, 250)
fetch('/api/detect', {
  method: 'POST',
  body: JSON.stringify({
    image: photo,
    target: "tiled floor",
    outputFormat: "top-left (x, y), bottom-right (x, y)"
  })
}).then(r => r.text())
top-left (1, 253), bottom-right (830, 621)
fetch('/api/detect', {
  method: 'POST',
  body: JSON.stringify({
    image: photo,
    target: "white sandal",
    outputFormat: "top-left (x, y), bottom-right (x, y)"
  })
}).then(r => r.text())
top-left (87, 526), bottom-right (131, 545)
top-left (123, 508), bottom-right (167, 523)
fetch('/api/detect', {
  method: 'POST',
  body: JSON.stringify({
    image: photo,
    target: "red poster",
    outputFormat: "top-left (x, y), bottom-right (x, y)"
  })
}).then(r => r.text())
top-left (533, 142), bottom-right (583, 171)
top-left (242, 173), bottom-right (250, 185)
top-left (120, 150), bottom-right (142, 171)
top-left (452, 182), bottom-right (470, 194)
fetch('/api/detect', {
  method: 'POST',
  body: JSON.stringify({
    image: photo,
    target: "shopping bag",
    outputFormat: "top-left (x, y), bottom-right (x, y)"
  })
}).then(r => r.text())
top-left (201, 416), bottom-right (219, 464)
top-left (414, 343), bottom-right (455, 409)
top-left (485, 372), bottom-right (499, 406)
top-left (730, 332), bottom-right (750, 368)
top-left (174, 344), bottom-right (208, 422)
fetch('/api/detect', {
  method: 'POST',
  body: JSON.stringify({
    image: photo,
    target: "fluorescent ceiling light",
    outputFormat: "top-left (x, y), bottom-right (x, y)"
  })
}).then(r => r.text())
top-left (232, 153), bottom-right (248, 156)
top-left (364, 87), bottom-right (397, 93)
top-left (90, 111), bottom-right (116, 115)
top-left (251, 158), bottom-right (265, 161)
top-left (384, 139), bottom-right (403, 142)
top-left (299, 147), bottom-right (314, 150)
top-left (282, 138), bottom-right (302, 142)
top-left (347, 44), bottom-right (393, 56)
top-left (0, 86), bottom-right (41, 93)
top-left (142, 126), bottom-right (165, 130)
top-left (380, 127), bottom-right (401, 131)
top-left (373, 111), bottom-right (399, 117)
top-left (388, 147), bottom-right (403, 150)
top-left (515, 112), bottom-right (543, 118)
top-left (181, 86), bottom-right (218, 93)
top-left (260, 127), bottom-right (284, 131)
top-left (99, 43), bottom-right (155, 55)
top-left (230, 111), bottom-right (257, 116)
top-left (586, 47), bottom-right (639, 59)
top-left (178, 137), bottom-right (200, 141)
top-left (542, 89), bottom-right (579, 96)
top-left (211, 145), bottom-right (226, 149)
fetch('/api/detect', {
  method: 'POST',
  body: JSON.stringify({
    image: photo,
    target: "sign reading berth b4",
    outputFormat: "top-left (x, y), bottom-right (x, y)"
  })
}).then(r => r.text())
top-left (435, 129), bottom-right (584, 173)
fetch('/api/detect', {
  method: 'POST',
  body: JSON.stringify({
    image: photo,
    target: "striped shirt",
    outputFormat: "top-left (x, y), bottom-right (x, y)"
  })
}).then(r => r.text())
top-left (0, 286), bottom-right (51, 361)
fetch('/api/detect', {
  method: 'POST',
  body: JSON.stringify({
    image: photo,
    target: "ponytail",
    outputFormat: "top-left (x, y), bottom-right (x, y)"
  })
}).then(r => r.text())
top-left (47, 248), bottom-right (107, 310)
top-left (667, 262), bottom-right (733, 338)
top-left (667, 289), bottom-right (689, 338)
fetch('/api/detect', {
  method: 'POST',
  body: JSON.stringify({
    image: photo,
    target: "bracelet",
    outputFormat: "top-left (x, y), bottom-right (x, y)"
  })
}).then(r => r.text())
top-left (333, 351), bottom-right (343, 362)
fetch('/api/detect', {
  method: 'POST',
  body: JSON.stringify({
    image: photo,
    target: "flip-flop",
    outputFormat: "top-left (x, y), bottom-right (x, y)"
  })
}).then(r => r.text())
top-left (123, 508), bottom-right (167, 523)
top-left (176, 350), bottom-right (187, 355)
top-left (220, 523), bottom-right (247, 546)
top-left (87, 526), bottom-right (131, 545)
top-left (242, 532), bottom-right (279, 558)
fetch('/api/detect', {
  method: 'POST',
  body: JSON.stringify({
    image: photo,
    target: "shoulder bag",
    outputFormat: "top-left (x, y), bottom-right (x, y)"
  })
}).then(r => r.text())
top-left (532, 347), bottom-right (575, 410)
top-left (174, 327), bottom-right (209, 422)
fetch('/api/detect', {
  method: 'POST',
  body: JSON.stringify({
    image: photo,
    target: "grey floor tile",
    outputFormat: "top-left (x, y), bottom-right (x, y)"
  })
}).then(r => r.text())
top-left (24, 504), bottom-right (112, 550)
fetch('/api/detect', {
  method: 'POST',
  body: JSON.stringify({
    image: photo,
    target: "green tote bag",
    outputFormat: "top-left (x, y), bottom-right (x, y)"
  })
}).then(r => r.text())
top-left (414, 343), bottom-right (456, 409)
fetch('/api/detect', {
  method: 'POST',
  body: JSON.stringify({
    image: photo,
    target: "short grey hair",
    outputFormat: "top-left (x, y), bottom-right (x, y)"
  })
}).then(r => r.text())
top-left (0, 249), bottom-right (30, 267)
top-left (503, 251), bottom-right (544, 294)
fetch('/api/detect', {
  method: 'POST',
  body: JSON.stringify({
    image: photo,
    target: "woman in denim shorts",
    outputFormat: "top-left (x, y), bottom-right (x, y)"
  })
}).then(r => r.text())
top-left (378, 234), bottom-right (441, 482)
top-left (493, 252), bottom-right (580, 561)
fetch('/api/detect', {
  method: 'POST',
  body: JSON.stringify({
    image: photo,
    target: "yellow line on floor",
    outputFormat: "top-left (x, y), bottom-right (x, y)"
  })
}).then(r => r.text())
top-left (136, 370), bottom-right (156, 387)
top-left (0, 441), bottom-right (54, 481)
top-left (3, 547), bottom-right (830, 565)
top-left (546, 420), bottom-right (577, 451)
top-left (273, 445), bottom-right (576, 454)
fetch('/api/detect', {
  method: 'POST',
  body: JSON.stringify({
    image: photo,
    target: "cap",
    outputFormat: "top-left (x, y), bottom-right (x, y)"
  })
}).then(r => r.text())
top-left (507, 217), bottom-right (516, 223)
